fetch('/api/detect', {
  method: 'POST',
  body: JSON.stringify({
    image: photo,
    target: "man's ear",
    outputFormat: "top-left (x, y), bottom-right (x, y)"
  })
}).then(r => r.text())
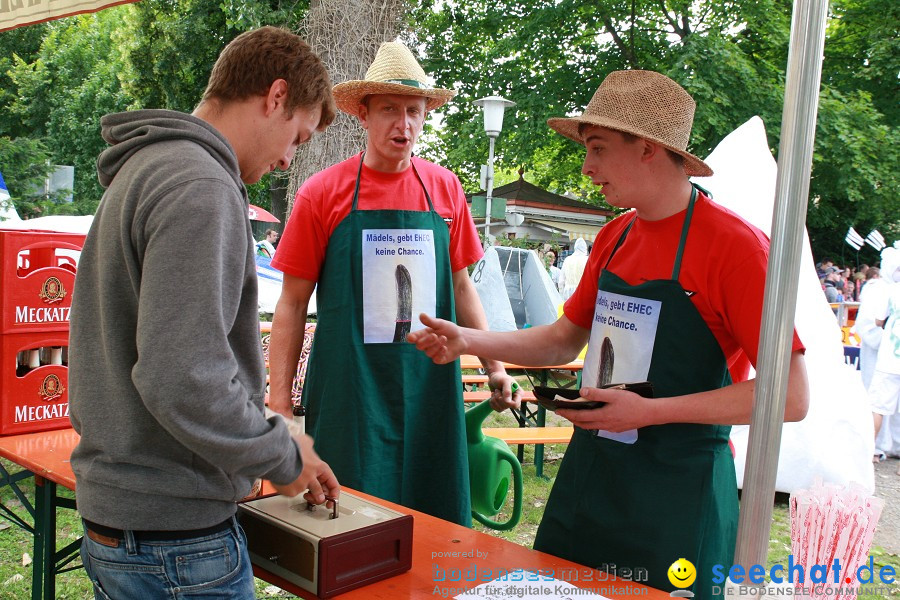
top-left (357, 103), bottom-right (369, 130)
top-left (265, 79), bottom-right (289, 116)
top-left (641, 138), bottom-right (660, 161)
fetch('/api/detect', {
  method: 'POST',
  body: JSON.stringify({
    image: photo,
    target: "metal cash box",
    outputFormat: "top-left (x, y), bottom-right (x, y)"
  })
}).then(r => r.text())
top-left (238, 491), bottom-right (413, 598)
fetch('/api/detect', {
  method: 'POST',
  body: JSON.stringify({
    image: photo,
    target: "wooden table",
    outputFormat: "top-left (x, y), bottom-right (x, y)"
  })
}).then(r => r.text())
top-left (460, 355), bottom-right (584, 476)
top-left (0, 427), bottom-right (80, 600)
top-left (0, 428), bottom-right (666, 600)
top-left (459, 355), bottom-right (584, 375)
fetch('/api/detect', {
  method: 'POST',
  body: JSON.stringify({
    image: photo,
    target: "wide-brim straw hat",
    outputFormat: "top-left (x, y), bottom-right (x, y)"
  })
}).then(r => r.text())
top-left (333, 42), bottom-right (456, 117)
top-left (547, 70), bottom-right (713, 177)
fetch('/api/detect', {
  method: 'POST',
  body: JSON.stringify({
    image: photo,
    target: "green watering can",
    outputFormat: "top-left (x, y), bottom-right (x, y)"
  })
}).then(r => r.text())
top-left (465, 398), bottom-right (523, 531)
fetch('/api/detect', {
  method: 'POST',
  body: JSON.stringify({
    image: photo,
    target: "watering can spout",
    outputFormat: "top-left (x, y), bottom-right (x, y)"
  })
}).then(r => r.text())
top-left (465, 400), bottom-right (523, 531)
top-left (465, 396), bottom-right (495, 443)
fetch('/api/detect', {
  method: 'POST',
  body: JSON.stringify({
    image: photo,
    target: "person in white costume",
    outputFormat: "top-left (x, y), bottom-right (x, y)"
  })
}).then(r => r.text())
top-left (855, 250), bottom-right (900, 461)
top-left (557, 237), bottom-right (588, 300)
top-left (867, 245), bottom-right (900, 473)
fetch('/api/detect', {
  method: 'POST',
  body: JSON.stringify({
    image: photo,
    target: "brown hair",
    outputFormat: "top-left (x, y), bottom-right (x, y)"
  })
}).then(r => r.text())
top-left (202, 26), bottom-right (336, 130)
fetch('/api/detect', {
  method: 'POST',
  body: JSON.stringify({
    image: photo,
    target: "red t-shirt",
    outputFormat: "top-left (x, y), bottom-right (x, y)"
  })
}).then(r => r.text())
top-left (272, 153), bottom-right (483, 281)
top-left (565, 192), bottom-right (805, 382)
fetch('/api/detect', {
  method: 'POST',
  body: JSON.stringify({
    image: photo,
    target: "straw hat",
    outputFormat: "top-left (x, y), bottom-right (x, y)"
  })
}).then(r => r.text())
top-left (332, 42), bottom-right (456, 117)
top-left (547, 70), bottom-right (713, 177)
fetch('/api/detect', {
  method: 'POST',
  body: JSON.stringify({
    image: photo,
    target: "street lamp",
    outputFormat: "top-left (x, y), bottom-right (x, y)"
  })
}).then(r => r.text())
top-left (473, 95), bottom-right (516, 240)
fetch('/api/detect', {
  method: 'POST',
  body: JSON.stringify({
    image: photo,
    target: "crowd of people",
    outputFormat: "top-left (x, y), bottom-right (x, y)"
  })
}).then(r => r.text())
top-left (816, 258), bottom-right (878, 303)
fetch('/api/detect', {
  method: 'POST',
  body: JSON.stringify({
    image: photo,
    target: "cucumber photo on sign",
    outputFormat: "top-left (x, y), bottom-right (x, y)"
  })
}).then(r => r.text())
top-left (393, 264), bottom-right (412, 342)
top-left (598, 336), bottom-right (614, 386)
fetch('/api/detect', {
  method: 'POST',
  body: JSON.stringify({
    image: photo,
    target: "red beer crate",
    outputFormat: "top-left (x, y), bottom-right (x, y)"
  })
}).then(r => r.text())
top-left (1, 331), bottom-right (71, 435)
top-left (0, 230), bottom-right (85, 334)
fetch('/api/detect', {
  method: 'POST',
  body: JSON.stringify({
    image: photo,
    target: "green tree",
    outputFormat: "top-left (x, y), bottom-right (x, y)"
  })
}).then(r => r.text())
top-left (823, 0), bottom-right (899, 127)
top-left (0, 24), bottom-right (46, 138)
top-left (117, 0), bottom-right (311, 210)
top-left (0, 136), bottom-right (73, 218)
top-left (118, 0), bottom-right (309, 112)
top-left (5, 11), bottom-right (133, 214)
top-left (806, 88), bottom-right (899, 264)
top-left (1, 0), bottom-right (310, 215)
top-left (410, 0), bottom-right (899, 259)
top-left (410, 1), bottom-right (790, 201)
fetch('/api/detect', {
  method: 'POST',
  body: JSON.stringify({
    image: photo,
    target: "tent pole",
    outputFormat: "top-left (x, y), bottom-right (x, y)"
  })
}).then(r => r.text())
top-left (734, 0), bottom-right (829, 568)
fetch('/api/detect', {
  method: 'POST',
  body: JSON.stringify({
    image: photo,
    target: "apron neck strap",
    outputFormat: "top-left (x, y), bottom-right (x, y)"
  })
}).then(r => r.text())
top-left (604, 217), bottom-right (636, 270)
top-left (603, 184), bottom-right (699, 281)
top-left (351, 152), bottom-right (436, 213)
top-left (671, 185), bottom-right (698, 280)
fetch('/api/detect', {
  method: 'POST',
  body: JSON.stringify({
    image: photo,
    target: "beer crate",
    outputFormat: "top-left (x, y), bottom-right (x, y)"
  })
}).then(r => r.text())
top-left (1, 331), bottom-right (71, 435)
top-left (0, 230), bottom-right (84, 334)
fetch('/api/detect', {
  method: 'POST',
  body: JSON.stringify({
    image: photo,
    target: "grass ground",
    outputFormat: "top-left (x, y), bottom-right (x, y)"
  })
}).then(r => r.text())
top-left (1, 381), bottom-right (897, 598)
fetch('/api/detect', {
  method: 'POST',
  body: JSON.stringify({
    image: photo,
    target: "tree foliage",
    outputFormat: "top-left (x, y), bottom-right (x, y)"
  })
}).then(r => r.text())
top-left (5, 12), bottom-right (133, 215)
top-left (0, 0), bottom-right (309, 217)
top-left (0, 0), bottom-right (895, 261)
top-left (0, 136), bottom-right (72, 218)
top-left (410, 0), bottom-right (898, 260)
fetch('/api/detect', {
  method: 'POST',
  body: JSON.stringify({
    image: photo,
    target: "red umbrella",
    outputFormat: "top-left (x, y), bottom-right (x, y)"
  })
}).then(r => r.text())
top-left (248, 204), bottom-right (280, 223)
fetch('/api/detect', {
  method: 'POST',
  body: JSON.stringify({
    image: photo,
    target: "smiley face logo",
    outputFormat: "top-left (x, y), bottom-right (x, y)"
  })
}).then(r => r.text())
top-left (668, 558), bottom-right (696, 589)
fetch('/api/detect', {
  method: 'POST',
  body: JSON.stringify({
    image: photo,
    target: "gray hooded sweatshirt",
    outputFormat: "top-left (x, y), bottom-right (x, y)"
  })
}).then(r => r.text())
top-left (69, 110), bottom-right (302, 531)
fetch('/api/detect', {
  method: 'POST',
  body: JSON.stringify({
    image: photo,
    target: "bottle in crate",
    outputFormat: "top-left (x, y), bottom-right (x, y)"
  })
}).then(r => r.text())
top-left (1, 334), bottom-right (71, 435)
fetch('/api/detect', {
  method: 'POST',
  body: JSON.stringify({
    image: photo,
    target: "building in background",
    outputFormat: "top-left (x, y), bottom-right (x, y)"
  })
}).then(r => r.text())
top-left (467, 170), bottom-right (613, 247)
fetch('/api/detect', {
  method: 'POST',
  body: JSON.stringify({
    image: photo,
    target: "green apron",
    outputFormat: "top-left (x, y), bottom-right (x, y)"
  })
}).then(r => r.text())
top-left (534, 186), bottom-right (738, 599)
top-left (302, 154), bottom-right (471, 525)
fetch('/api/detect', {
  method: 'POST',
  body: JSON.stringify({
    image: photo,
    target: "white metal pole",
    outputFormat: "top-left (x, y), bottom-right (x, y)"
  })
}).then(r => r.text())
top-left (485, 136), bottom-right (496, 239)
top-left (734, 0), bottom-right (829, 568)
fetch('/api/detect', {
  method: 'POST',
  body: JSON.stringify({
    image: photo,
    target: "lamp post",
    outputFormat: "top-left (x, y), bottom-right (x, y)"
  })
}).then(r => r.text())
top-left (473, 95), bottom-right (516, 240)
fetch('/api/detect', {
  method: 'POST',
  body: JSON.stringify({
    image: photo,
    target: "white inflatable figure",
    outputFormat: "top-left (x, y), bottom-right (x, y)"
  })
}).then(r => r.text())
top-left (695, 116), bottom-right (874, 493)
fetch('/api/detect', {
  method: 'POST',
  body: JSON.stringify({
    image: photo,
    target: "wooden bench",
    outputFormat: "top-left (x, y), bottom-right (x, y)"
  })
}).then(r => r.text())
top-left (463, 390), bottom-right (537, 402)
top-left (461, 374), bottom-right (490, 386)
top-left (482, 427), bottom-right (574, 445)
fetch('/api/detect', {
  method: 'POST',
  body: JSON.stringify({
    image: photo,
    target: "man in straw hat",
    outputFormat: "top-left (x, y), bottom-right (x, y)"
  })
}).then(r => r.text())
top-left (410, 70), bottom-right (810, 597)
top-left (268, 41), bottom-right (520, 525)
top-left (69, 26), bottom-right (338, 598)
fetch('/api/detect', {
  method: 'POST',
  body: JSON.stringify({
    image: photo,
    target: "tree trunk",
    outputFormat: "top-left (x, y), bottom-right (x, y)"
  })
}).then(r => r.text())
top-left (286, 0), bottom-right (408, 215)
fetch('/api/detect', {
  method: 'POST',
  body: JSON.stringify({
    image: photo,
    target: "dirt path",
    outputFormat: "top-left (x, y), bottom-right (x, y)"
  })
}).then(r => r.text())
top-left (873, 456), bottom-right (900, 555)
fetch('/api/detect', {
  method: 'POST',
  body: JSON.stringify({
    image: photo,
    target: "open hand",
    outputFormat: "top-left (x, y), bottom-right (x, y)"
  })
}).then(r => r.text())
top-left (407, 313), bottom-right (468, 364)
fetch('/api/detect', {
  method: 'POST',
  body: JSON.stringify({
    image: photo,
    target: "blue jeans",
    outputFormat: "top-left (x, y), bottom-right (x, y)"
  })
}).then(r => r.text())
top-left (80, 517), bottom-right (256, 599)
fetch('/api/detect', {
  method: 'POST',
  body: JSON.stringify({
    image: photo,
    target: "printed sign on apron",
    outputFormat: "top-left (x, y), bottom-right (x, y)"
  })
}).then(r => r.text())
top-left (582, 290), bottom-right (662, 443)
top-left (361, 228), bottom-right (436, 343)
top-left (303, 153), bottom-right (471, 525)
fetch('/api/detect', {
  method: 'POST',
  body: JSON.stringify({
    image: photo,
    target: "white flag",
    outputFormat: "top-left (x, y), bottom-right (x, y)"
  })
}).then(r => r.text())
top-left (845, 227), bottom-right (864, 251)
top-left (865, 230), bottom-right (885, 251)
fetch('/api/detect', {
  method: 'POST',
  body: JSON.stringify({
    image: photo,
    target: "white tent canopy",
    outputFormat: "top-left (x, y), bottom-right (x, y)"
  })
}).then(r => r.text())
top-left (701, 116), bottom-right (873, 494)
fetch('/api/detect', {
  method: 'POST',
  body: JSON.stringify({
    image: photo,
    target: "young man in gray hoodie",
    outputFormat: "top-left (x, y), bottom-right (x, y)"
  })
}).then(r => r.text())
top-left (68, 26), bottom-right (339, 599)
